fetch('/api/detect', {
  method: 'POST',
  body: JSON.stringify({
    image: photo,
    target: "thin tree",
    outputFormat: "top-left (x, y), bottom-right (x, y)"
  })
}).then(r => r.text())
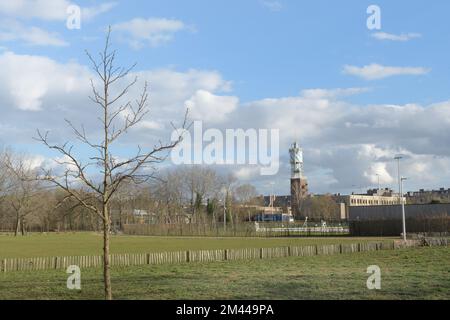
top-left (0, 151), bottom-right (10, 209)
top-left (4, 153), bottom-right (42, 236)
top-left (36, 29), bottom-right (188, 300)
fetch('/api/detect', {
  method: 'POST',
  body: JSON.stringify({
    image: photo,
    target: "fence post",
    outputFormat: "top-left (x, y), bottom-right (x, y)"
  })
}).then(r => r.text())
top-left (260, 248), bottom-right (263, 259)
top-left (224, 249), bottom-right (228, 261)
top-left (186, 251), bottom-right (190, 263)
top-left (1, 259), bottom-right (5, 273)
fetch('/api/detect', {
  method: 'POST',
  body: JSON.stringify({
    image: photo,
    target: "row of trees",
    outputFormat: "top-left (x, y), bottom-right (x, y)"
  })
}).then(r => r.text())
top-left (0, 148), bottom-right (342, 235)
top-left (296, 195), bottom-right (341, 222)
top-left (0, 152), bottom-right (262, 234)
top-left (153, 167), bottom-right (261, 225)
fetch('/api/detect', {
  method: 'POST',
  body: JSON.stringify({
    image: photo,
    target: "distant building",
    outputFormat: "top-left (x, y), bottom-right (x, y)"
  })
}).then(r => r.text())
top-left (334, 190), bottom-right (405, 220)
top-left (254, 212), bottom-right (294, 223)
top-left (263, 195), bottom-right (291, 208)
top-left (252, 194), bottom-right (294, 223)
top-left (366, 188), bottom-right (394, 197)
top-left (406, 188), bottom-right (450, 204)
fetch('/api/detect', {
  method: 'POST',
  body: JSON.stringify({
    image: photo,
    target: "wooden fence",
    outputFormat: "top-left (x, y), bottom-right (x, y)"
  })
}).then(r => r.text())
top-left (123, 222), bottom-right (350, 238)
top-left (1, 239), bottom-right (448, 273)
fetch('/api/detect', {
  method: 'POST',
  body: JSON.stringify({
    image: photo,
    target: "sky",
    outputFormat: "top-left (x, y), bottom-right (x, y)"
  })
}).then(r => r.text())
top-left (0, 0), bottom-right (450, 196)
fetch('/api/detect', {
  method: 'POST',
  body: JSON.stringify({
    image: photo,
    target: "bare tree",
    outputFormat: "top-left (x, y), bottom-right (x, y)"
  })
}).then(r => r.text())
top-left (221, 173), bottom-right (238, 228)
top-left (153, 169), bottom-right (186, 223)
top-left (4, 152), bottom-right (43, 236)
top-left (302, 195), bottom-right (340, 221)
top-left (235, 184), bottom-right (259, 221)
top-left (182, 166), bottom-right (222, 219)
top-left (36, 29), bottom-right (187, 300)
top-left (0, 151), bottom-right (9, 203)
top-left (0, 150), bottom-right (13, 229)
top-left (235, 184), bottom-right (258, 204)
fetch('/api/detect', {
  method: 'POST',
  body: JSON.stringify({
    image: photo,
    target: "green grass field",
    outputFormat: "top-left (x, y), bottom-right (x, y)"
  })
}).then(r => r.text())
top-left (0, 233), bottom-right (394, 259)
top-left (0, 247), bottom-right (448, 300)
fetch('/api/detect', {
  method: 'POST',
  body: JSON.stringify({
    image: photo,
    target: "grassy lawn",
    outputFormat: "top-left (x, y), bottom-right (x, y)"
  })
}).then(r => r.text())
top-left (0, 233), bottom-right (394, 258)
top-left (0, 247), bottom-right (448, 300)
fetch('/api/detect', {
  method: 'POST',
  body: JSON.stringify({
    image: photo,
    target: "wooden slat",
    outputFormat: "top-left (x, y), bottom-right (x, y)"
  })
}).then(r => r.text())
top-left (1, 241), bottom-right (434, 273)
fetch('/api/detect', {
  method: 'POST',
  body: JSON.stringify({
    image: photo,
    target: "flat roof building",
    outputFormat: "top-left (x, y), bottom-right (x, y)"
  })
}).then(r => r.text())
top-left (334, 192), bottom-right (406, 220)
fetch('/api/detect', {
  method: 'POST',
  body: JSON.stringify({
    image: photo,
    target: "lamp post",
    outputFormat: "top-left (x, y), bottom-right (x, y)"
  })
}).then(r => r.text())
top-left (395, 155), bottom-right (406, 241)
top-left (400, 177), bottom-right (407, 242)
top-left (394, 156), bottom-right (403, 204)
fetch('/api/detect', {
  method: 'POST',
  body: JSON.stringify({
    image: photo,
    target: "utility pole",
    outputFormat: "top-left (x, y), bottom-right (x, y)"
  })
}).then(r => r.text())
top-left (401, 177), bottom-right (407, 241)
top-left (395, 155), bottom-right (406, 241)
top-left (394, 156), bottom-right (403, 204)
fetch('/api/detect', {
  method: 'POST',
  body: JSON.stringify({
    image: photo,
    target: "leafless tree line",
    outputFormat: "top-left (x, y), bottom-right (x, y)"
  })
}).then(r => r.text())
top-left (0, 155), bottom-right (261, 234)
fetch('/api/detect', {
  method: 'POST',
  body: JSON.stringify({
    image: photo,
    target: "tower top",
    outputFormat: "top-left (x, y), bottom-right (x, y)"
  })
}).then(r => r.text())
top-left (289, 141), bottom-right (304, 179)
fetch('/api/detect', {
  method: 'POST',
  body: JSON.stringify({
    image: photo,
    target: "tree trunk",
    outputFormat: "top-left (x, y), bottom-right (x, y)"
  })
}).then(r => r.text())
top-left (21, 219), bottom-right (26, 236)
top-left (103, 205), bottom-right (112, 300)
top-left (15, 215), bottom-right (20, 237)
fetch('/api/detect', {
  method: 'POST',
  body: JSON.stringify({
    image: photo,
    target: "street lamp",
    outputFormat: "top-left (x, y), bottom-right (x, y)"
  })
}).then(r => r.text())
top-left (400, 177), bottom-right (407, 242)
top-left (394, 155), bottom-right (406, 241)
top-left (394, 156), bottom-right (403, 204)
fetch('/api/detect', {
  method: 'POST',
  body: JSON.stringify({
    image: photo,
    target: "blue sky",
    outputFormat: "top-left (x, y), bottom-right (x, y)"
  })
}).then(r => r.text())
top-left (6, 0), bottom-right (450, 104)
top-left (1, 0), bottom-right (450, 195)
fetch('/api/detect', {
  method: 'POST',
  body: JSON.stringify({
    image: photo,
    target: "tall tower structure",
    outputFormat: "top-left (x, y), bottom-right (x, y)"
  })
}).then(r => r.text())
top-left (290, 142), bottom-right (304, 179)
top-left (290, 142), bottom-right (308, 217)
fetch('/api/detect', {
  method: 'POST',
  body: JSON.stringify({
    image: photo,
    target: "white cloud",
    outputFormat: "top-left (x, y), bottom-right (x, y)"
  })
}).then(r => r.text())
top-left (233, 90), bottom-right (450, 192)
top-left (233, 167), bottom-right (261, 181)
top-left (343, 63), bottom-right (430, 80)
top-left (134, 120), bottom-right (165, 131)
top-left (0, 51), bottom-right (233, 146)
top-left (1, 50), bottom-right (449, 193)
top-left (82, 2), bottom-right (118, 20)
top-left (0, 51), bottom-right (90, 111)
top-left (0, 0), bottom-right (116, 21)
top-left (112, 18), bottom-right (187, 48)
top-left (0, 21), bottom-right (68, 46)
top-left (371, 32), bottom-right (421, 42)
top-left (23, 154), bottom-right (46, 170)
top-left (300, 87), bottom-right (370, 100)
top-left (261, 0), bottom-right (283, 12)
top-left (0, 0), bottom-right (70, 20)
top-left (185, 90), bottom-right (239, 123)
